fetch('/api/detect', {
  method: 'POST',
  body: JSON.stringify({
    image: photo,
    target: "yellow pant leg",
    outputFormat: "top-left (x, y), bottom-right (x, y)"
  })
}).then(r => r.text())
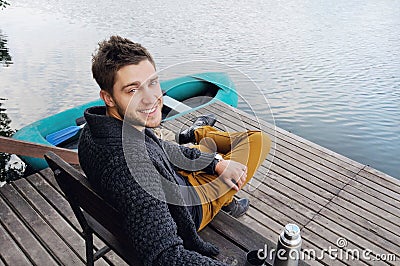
top-left (180, 126), bottom-right (271, 231)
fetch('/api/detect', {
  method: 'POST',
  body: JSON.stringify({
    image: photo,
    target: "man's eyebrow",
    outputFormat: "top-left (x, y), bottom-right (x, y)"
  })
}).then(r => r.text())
top-left (121, 81), bottom-right (140, 90)
top-left (121, 76), bottom-right (158, 90)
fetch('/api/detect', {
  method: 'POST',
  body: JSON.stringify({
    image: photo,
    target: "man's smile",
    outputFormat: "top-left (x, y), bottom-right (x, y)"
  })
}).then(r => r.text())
top-left (139, 106), bottom-right (157, 114)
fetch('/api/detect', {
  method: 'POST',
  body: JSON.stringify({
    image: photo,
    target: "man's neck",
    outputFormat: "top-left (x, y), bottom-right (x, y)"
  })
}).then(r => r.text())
top-left (105, 106), bottom-right (122, 121)
top-left (105, 107), bottom-right (145, 131)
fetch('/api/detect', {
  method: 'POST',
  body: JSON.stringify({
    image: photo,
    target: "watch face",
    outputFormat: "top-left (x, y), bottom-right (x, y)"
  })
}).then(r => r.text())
top-left (215, 154), bottom-right (223, 161)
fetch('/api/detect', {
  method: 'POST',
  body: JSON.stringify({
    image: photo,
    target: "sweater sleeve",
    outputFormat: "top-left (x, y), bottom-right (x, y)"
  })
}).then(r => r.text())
top-left (160, 140), bottom-right (217, 174)
top-left (100, 160), bottom-right (227, 266)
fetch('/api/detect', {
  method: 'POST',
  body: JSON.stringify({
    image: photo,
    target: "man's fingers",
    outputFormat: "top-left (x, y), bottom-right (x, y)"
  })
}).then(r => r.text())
top-left (240, 168), bottom-right (247, 182)
top-left (229, 179), bottom-right (240, 191)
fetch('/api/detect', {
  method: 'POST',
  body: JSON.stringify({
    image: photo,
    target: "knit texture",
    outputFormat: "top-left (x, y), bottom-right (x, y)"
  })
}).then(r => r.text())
top-left (78, 106), bottom-right (227, 266)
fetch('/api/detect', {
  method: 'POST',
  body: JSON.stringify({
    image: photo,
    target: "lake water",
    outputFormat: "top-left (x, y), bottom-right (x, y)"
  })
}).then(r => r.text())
top-left (0, 0), bottom-right (399, 179)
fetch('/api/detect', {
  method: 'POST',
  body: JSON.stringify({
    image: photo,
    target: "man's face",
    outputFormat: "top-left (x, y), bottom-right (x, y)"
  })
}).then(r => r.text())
top-left (106, 60), bottom-right (163, 130)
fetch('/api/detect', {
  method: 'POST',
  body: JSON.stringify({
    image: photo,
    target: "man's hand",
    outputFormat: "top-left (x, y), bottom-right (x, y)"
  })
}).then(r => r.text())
top-left (215, 159), bottom-right (247, 191)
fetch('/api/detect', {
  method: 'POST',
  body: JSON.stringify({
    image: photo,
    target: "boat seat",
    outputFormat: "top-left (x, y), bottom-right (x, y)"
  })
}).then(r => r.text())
top-left (163, 95), bottom-right (192, 113)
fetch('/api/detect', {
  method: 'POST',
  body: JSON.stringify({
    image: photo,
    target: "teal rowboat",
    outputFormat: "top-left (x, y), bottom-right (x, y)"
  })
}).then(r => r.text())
top-left (13, 72), bottom-right (238, 170)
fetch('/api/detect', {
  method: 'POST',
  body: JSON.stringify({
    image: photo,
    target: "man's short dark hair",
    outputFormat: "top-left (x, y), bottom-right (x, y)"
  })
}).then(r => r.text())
top-left (92, 35), bottom-right (155, 95)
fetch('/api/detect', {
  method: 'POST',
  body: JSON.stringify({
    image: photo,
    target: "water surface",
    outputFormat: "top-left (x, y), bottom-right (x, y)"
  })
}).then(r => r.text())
top-left (0, 0), bottom-right (399, 178)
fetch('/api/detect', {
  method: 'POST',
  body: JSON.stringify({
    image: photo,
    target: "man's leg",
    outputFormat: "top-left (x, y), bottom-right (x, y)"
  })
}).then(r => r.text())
top-left (181, 126), bottom-right (271, 231)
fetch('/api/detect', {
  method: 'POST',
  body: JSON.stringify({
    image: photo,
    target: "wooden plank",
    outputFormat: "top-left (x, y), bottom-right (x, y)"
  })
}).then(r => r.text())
top-left (347, 178), bottom-right (400, 208)
top-left (0, 183), bottom-right (84, 265)
top-left (304, 222), bottom-right (386, 266)
top-left (237, 214), bottom-right (280, 247)
top-left (257, 163), bottom-right (329, 209)
top-left (0, 136), bottom-right (79, 165)
top-left (215, 211), bottom-right (326, 266)
top-left (364, 166), bottom-right (400, 185)
top-left (301, 229), bottom-right (359, 266)
top-left (238, 184), bottom-right (312, 226)
top-left (317, 208), bottom-right (400, 257)
top-left (0, 195), bottom-right (58, 265)
top-left (210, 212), bottom-right (272, 250)
top-left (199, 227), bottom-right (247, 266)
top-left (208, 212), bottom-right (311, 266)
top-left (275, 144), bottom-right (351, 186)
top-left (268, 155), bottom-right (340, 197)
top-left (208, 212), bottom-right (277, 266)
top-left (239, 200), bottom-right (352, 265)
top-left (301, 226), bottom-right (367, 266)
top-left (251, 168), bottom-right (322, 215)
top-left (13, 176), bottom-right (87, 261)
top-left (330, 197), bottom-right (400, 239)
top-left (324, 200), bottom-right (400, 246)
top-left (337, 189), bottom-right (400, 225)
top-left (308, 215), bottom-right (397, 266)
top-left (101, 251), bottom-right (128, 266)
top-left (342, 184), bottom-right (400, 218)
top-left (31, 171), bottom-right (128, 265)
top-left (357, 168), bottom-right (400, 195)
top-left (244, 203), bottom-right (284, 234)
top-left (237, 190), bottom-right (300, 228)
top-left (246, 173), bottom-right (317, 220)
top-left (0, 223), bottom-right (32, 266)
top-left (27, 173), bottom-right (81, 230)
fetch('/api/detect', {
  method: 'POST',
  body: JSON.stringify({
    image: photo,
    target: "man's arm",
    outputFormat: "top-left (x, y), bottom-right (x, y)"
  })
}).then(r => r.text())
top-left (161, 140), bottom-right (247, 191)
top-left (160, 140), bottom-right (217, 173)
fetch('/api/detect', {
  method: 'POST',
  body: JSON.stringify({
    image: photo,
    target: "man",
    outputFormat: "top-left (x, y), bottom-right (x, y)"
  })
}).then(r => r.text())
top-left (79, 35), bottom-right (271, 265)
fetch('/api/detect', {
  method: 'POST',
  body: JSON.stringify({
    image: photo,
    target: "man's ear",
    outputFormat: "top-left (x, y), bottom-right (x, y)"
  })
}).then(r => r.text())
top-left (100, 90), bottom-right (115, 107)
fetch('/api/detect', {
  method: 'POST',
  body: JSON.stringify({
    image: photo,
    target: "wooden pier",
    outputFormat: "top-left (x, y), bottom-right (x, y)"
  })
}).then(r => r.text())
top-left (1, 101), bottom-right (399, 265)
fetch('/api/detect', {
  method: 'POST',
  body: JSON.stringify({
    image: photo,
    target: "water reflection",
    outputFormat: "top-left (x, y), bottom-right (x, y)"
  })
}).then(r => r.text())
top-left (0, 31), bottom-right (13, 67)
top-left (0, 0), bottom-right (399, 178)
top-left (0, 0), bottom-right (10, 10)
top-left (0, 98), bottom-right (24, 182)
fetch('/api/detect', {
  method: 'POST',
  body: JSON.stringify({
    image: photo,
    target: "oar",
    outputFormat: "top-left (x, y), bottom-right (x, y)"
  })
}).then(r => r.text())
top-left (46, 123), bottom-right (86, 146)
top-left (0, 136), bottom-right (79, 165)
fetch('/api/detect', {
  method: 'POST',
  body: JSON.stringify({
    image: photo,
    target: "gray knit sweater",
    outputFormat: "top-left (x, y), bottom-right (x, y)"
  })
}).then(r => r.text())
top-left (78, 106), bottom-right (228, 266)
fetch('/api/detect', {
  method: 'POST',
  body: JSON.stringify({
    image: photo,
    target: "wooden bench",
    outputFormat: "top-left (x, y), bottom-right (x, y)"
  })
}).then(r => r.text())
top-left (44, 152), bottom-right (143, 265)
top-left (44, 151), bottom-right (284, 265)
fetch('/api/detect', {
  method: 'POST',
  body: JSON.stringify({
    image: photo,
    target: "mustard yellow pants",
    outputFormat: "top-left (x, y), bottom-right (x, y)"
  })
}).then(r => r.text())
top-left (177, 126), bottom-right (271, 231)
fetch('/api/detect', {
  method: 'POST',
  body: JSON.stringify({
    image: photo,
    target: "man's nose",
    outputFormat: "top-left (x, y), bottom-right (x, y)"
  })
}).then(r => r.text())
top-left (141, 86), bottom-right (160, 104)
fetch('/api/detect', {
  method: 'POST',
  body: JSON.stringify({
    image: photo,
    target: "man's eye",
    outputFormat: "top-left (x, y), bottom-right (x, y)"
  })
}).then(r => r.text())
top-left (150, 79), bottom-right (159, 86)
top-left (128, 88), bottom-right (137, 93)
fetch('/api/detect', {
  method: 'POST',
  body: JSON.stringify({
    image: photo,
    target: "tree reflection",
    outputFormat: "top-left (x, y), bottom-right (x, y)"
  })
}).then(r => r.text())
top-left (0, 32), bottom-right (13, 67)
top-left (0, 0), bottom-right (10, 10)
top-left (0, 99), bottom-right (24, 182)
